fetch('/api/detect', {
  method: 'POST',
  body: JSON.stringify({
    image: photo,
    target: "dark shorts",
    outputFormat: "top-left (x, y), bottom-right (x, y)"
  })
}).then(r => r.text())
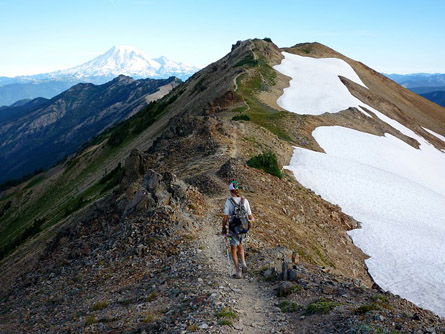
top-left (227, 232), bottom-right (245, 246)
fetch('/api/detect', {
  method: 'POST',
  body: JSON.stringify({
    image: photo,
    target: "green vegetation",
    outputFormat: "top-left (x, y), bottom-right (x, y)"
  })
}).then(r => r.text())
top-left (263, 37), bottom-right (273, 43)
top-left (312, 244), bottom-right (335, 268)
top-left (192, 77), bottom-right (207, 94)
top-left (0, 83), bottom-right (182, 262)
top-left (0, 217), bottom-right (45, 260)
top-left (217, 319), bottom-right (233, 326)
top-left (277, 284), bottom-right (301, 297)
top-left (278, 300), bottom-right (303, 313)
top-left (24, 175), bottom-right (46, 189)
top-left (143, 312), bottom-right (158, 323)
top-left (85, 315), bottom-right (97, 326)
top-left (304, 298), bottom-right (340, 315)
top-left (354, 303), bottom-right (381, 314)
top-left (304, 48), bottom-right (311, 54)
top-left (0, 168), bottom-right (44, 192)
top-left (216, 307), bottom-right (238, 326)
top-left (187, 324), bottom-right (199, 332)
top-left (99, 163), bottom-right (124, 193)
top-left (247, 151), bottom-right (282, 178)
top-left (106, 94), bottom-right (177, 148)
top-left (147, 291), bottom-right (158, 302)
top-left (64, 196), bottom-right (87, 217)
top-left (0, 200), bottom-right (11, 219)
top-left (349, 323), bottom-right (399, 334)
top-left (372, 294), bottom-right (389, 304)
top-left (235, 52), bottom-right (259, 68)
top-left (0, 157), bottom-right (120, 259)
top-left (234, 52), bottom-right (292, 141)
top-left (232, 114), bottom-right (250, 121)
top-left (92, 301), bottom-right (109, 311)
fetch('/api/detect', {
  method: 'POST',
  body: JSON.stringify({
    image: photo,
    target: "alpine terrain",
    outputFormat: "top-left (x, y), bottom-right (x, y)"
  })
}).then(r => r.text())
top-left (0, 75), bottom-right (180, 183)
top-left (0, 39), bottom-right (444, 333)
top-left (0, 45), bottom-right (199, 106)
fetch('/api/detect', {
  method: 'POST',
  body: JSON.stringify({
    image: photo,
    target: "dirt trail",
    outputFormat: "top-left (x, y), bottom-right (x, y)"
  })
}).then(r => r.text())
top-left (200, 195), bottom-right (291, 333)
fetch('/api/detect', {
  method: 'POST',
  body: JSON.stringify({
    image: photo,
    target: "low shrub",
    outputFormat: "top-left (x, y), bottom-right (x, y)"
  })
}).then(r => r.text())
top-left (147, 291), bottom-right (158, 302)
top-left (64, 196), bottom-right (87, 217)
top-left (216, 307), bottom-right (238, 320)
top-left (235, 53), bottom-right (258, 67)
top-left (99, 163), bottom-right (124, 193)
top-left (216, 307), bottom-right (238, 325)
top-left (187, 324), bottom-right (199, 331)
top-left (143, 312), bottom-right (158, 323)
top-left (263, 37), bottom-right (273, 43)
top-left (354, 303), bottom-right (380, 314)
top-left (85, 315), bottom-right (97, 326)
top-left (278, 300), bottom-right (303, 313)
top-left (0, 217), bottom-right (46, 260)
top-left (276, 284), bottom-right (301, 297)
top-left (232, 114), bottom-right (250, 121)
top-left (304, 298), bottom-right (340, 315)
top-left (247, 151), bottom-right (282, 178)
top-left (92, 301), bottom-right (109, 311)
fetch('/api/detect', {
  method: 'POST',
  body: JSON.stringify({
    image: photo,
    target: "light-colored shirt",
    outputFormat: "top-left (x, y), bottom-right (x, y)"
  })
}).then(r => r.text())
top-left (224, 196), bottom-right (252, 219)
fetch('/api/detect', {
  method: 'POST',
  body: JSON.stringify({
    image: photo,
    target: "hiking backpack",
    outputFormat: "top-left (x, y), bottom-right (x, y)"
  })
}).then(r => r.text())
top-left (229, 197), bottom-right (250, 234)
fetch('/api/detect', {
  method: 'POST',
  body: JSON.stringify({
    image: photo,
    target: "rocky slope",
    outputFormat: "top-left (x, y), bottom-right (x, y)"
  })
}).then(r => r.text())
top-left (0, 75), bottom-right (179, 183)
top-left (0, 39), bottom-right (444, 333)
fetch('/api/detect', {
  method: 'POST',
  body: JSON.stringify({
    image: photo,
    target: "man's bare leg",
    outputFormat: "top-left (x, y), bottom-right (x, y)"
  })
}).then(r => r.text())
top-left (231, 245), bottom-right (239, 271)
top-left (238, 244), bottom-right (245, 265)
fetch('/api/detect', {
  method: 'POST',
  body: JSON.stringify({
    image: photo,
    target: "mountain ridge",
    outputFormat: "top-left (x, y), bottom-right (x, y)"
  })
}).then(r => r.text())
top-left (0, 75), bottom-right (180, 183)
top-left (0, 38), bottom-right (444, 333)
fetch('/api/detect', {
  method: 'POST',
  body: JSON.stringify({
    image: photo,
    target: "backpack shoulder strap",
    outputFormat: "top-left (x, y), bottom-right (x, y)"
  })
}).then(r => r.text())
top-left (229, 197), bottom-right (238, 207)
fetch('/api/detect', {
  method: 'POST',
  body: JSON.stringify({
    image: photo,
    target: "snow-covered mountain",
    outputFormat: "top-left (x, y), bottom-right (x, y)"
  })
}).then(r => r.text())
top-left (30, 45), bottom-right (199, 82)
top-left (0, 46), bottom-right (199, 106)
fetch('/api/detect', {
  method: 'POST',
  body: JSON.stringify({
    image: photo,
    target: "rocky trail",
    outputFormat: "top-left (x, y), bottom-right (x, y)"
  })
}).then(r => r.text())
top-left (198, 195), bottom-right (294, 333)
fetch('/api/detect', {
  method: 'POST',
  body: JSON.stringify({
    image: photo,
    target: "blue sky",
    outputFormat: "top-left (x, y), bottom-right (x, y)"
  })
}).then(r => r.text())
top-left (0, 0), bottom-right (444, 76)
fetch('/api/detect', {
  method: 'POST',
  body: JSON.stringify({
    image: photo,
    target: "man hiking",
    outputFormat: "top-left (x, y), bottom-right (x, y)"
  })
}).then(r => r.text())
top-left (221, 181), bottom-right (254, 279)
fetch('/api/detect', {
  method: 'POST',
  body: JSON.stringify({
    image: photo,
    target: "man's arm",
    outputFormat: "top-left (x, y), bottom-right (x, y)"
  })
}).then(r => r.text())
top-left (222, 215), bottom-right (229, 234)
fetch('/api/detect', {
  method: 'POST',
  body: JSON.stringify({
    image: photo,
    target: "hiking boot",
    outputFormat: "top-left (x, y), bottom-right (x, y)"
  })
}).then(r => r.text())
top-left (233, 269), bottom-right (242, 279)
top-left (240, 262), bottom-right (248, 273)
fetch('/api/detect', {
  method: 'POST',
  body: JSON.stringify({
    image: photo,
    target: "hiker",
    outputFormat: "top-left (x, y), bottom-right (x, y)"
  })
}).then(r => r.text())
top-left (221, 181), bottom-right (254, 278)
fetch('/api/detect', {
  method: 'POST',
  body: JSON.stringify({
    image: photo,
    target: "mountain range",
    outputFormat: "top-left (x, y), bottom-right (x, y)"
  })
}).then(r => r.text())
top-left (0, 46), bottom-right (199, 106)
top-left (1, 39), bottom-right (444, 333)
top-left (0, 75), bottom-right (179, 183)
top-left (385, 73), bottom-right (445, 107)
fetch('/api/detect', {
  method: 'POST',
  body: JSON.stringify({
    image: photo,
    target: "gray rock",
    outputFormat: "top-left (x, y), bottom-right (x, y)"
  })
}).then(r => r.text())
top-left (277, 281), bottom-right (294, 297)
top-left (198, 323), bottom-right (208, 329)
top-left (232, 321), bottom-right (243, 330)
top-left (281, 262), bottom-right (291, 280)
top-left (291, 251), bottom-right (300, 264)
top-left (263, 269), bottom-right (273, 278)
top-left (322, 285), bottom-right (335, 295)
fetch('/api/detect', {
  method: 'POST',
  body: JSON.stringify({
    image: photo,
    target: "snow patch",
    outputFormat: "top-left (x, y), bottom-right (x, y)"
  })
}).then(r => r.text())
top-left (275, 52), bottom-right (445, 317)
top-left (423, 126), bottom-right (445, 143)
top-left (274, 52), bottom-right (371, 116)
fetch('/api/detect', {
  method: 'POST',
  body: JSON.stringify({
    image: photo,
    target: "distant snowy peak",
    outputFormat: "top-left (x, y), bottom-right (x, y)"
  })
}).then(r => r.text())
top-left (49, 45), bottom-right (199, 81)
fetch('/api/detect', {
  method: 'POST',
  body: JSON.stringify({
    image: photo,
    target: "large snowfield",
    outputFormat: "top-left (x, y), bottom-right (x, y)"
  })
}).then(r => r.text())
top-left (274, 52), bottom-right (445, 317)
